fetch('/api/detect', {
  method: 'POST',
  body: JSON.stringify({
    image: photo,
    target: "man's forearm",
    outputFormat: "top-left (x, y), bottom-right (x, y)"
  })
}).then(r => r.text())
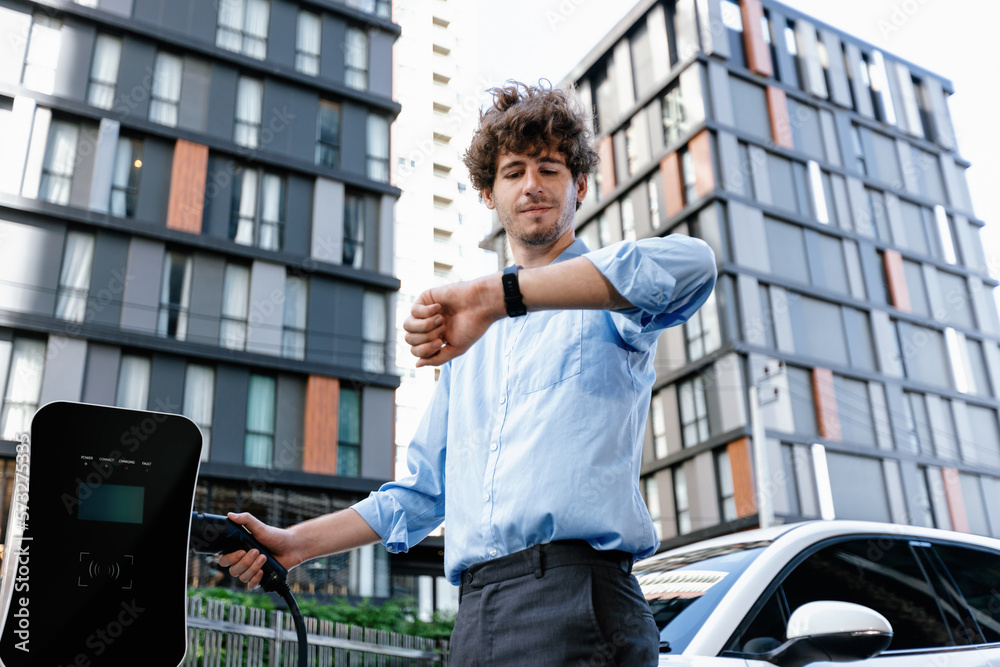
top-left (516, 256), bottom-right (633, 312)
top-left (288, 508), bottom-right (381, 564)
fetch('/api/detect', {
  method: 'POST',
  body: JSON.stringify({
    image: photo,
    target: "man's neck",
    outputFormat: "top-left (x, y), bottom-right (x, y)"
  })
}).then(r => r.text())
top-left (511, 229), bottom-right (576, 268)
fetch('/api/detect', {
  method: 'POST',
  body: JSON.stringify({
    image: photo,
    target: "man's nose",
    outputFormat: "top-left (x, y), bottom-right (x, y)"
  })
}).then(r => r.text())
top-left (523, 169), bottom-right (542, 194)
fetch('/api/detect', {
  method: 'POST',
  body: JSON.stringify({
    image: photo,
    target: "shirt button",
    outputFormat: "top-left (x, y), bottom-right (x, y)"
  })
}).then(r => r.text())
top-left (490, 443), bottom-right (498, 451)
top-left (499, 395), bottom-right (506, 404)
top-left (483, 493), bottom-right (490, 502)
top-left (489, 548), bottom-right (498, 557)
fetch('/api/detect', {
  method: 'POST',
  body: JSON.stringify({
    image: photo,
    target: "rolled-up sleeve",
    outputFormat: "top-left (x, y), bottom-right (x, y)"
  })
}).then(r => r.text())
top-left (584, 235), bottom-right (717, 350)
top-left (352, 365), bottom-right (450, 553)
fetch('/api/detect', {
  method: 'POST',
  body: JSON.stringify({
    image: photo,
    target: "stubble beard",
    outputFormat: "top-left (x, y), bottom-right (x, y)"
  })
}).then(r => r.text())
top-left (499, 200), bottom-right (575, 248)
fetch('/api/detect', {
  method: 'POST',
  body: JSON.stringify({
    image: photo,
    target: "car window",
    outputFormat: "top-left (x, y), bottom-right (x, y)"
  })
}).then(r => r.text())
top-left (934, 543), bottom-right (1000, 643)
top-left (730, 537), bottom-right (958, 653)
top-left (635, 543), bottom-right (768, 654)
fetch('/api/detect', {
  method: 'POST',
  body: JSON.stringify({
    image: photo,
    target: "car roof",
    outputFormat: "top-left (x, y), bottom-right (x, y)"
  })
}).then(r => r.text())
top-left (642, 519), bottom-right (1000, 566)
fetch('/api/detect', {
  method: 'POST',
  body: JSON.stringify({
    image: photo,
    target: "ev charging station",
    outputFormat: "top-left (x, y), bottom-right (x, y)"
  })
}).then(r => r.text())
top-left (0, 402), bottom-right (308, 666)
top-left (0, 401), bottom-right (202, 666)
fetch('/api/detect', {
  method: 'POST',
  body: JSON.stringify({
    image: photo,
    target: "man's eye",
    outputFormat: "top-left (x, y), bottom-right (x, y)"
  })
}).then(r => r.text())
top-left (505, 172), bottom-right (522, 178)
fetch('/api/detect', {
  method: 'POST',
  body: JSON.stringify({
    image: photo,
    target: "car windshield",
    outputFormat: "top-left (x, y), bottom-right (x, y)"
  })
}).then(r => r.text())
top-left (634, 541), bottom-right (769, 653)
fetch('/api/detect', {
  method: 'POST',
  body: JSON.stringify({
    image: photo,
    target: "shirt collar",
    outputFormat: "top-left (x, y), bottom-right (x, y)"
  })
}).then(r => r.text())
top-left (550, 237), bottom-right (590, 265)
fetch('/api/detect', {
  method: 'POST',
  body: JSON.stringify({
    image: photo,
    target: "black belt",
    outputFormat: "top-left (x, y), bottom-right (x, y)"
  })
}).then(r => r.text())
top-left (459, 540), bottom-right (633, 596)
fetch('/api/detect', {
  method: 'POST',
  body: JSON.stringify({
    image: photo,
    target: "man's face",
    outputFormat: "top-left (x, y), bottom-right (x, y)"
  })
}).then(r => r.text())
top-left (482, 148), bottom-right (587, 248)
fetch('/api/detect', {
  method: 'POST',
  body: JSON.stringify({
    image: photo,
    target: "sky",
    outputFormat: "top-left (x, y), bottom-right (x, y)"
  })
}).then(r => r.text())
top-left (475, 0), bottom-right (1000, 283)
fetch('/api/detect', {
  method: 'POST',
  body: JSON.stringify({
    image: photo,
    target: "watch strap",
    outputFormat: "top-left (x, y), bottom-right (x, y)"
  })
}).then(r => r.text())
top-left (501, 265), bottom-right (527, 317)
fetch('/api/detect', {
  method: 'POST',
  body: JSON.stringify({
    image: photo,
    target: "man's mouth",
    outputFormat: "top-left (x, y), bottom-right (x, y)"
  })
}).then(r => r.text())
top-left (520, 204), bottom-right (554, 215)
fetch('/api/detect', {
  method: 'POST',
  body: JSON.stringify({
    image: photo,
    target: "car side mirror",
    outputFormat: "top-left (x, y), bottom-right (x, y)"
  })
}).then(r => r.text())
top-left (749, 601), bottom-right (893, 667)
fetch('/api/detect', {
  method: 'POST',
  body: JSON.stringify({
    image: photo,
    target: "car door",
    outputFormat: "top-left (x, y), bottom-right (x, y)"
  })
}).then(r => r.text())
top-left (724, 535), bottom-right (997, 667)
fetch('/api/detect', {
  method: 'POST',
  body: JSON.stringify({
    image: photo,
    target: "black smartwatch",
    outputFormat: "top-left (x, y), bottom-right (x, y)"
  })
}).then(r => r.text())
top-left (501, 265), bottom-right (527, 317)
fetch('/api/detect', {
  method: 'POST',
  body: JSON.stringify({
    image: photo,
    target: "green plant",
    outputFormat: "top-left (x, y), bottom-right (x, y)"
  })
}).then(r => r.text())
top-left (187, 589), bottom-right (455, 640)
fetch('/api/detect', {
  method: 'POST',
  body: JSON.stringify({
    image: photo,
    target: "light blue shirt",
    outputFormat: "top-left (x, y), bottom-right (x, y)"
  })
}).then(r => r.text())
top-left (354, 235), bottom-right (717, 584)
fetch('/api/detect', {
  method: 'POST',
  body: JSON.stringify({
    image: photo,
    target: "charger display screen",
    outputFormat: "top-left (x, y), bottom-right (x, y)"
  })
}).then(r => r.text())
top-left (78, 483), bottom-right (145, 524)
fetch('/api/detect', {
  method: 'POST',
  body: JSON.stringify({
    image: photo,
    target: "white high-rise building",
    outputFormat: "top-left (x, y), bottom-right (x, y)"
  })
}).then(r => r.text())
top-left (390, 0), bottom-right (496, 619)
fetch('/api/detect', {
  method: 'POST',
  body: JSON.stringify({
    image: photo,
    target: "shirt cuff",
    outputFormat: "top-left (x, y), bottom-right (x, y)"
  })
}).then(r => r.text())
top-left (587, 241), bottom-right (676, 314)
top-left (352, 493), bottom-right (411, 554)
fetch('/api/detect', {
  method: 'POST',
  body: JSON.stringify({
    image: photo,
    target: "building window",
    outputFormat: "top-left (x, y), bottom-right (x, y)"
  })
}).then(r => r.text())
top-left (220, 264), bottom-right (250, 350)
top-left (316, 101), bottom-right (341, 168)
top-left (56, 231), bottom-right (95, 323)
top-left (244, 374), bottom-right (275, 467)
top-left (716, 449), bottom-right (737, 522)
top-left (115, 355), bottom-right (150, 411)
top-left (620, 197), bottom-right (636, 242)
top-left (157, 252), bottom-right (192, 341)
top-left (338, 387), bottom-right (361, 476)
top-left (345, 27), bottom-right (369, 90)
top-left (231, 168), bottom-right (285, 250)
top-left (110, 137), bottom-right (143, 218)
top-left (183, 365), bottom-right (215, 460)
top-left (344, 191), bottom-right (372, 268)
top-left (648, 178), bottom-right (661, 230)
top-left (295, 11), bottom-right (321, 76)
top-left (362, 291), bottom-right (387, 373)
top-left (680, 147), bottom-right (697, 205)
top-left (674, 466), bottom-right (691, 535)
top-left (283, 275), bottom-right (307, 360)
top-left (685, 290), bottom-right (720, 361)
top-left (87, 34), bottom-right (122, 109)
top-left (346, 0), bottom-right (390, 19)
top-left (662, 84), bottom-right (687, 146)
top-left (850, 125), bottom-right (867, 176)
top-left (39, 121), bottom-right (79, 206)
top-left (1, 339), bottom-right (46, 441)
top-left (679, 376), bottom-right (709, 447)
top-left (149, 53), bottom-right (183, 127)
top-left (234, 76), bottom-right (263, 149)
top-left (644, 476), bottom-right (662, 539)
top-left (366, 114), bottom-right (390, 183)
top-left (21, 15), bottom-right (61, 94)
top-left (217, 0), bottom-right (269, 60)
top-left (650, 393), bottom-right (668, 459)
top-left (902, 391), bottom-right (934, 456)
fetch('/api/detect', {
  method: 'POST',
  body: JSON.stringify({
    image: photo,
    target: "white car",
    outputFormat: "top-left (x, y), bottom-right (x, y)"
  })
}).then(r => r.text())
top-left (634, 520), bottom-right (1000, 667)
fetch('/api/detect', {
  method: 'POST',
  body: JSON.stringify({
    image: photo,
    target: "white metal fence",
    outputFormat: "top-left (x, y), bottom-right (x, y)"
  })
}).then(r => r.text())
top-left (184, 597), bottom-right (449, 666)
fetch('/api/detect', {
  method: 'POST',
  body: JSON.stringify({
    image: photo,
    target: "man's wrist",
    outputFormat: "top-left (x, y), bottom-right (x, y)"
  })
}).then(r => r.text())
top-left (501, 265), bottom-right (527, 317)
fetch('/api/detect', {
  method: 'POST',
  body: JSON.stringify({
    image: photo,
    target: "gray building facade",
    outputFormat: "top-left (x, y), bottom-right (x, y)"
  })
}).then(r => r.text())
top-left (0, 0), bottom-right (402, 596)
top-left (502, 0), bottom-right (1000, 546)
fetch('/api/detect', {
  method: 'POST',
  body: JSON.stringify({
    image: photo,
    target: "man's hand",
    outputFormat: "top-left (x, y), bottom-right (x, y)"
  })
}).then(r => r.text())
top-left (218, 512), bottom-right (302, 590)
top-left (403, 274), bottom-right (505, 367)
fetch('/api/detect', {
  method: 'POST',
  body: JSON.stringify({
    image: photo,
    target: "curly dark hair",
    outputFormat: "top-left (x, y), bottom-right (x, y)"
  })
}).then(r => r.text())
top-left (463, 81), bottom-right (599, 199)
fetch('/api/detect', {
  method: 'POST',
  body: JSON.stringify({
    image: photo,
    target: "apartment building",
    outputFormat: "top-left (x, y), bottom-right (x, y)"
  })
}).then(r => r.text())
top-left (0, 0), bottom-right (402, 597)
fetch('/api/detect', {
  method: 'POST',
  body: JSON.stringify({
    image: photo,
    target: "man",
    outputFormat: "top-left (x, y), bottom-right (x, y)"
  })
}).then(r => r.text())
top-left (221, 81), bottom-right (716, 665)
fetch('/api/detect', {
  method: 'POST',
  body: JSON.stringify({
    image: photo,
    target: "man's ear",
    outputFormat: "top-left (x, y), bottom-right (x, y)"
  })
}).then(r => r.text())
top-left (576, 174), bottom-right (588, 203)
top-left (482, 186), bottom-right (496, 210)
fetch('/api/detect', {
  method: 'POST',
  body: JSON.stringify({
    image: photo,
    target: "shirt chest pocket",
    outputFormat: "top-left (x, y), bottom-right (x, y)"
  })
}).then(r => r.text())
top-left (514, 311), bottom-right (583, 394)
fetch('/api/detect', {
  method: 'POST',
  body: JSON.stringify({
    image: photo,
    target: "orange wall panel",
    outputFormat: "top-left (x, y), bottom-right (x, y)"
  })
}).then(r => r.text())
top-left (303, 376), bottom-right (340, 475)
top-left (689, 130), bottom-right (716, 199)
top-left (883, 249), bottom-right (912, 312)
top-left (941, 467), bottom-right (970, 533)
top-left (166, 139), bottom-right (208, 234)
top-left (812, 367), bottom-right (841, 441)
top-left (741, 0), bottom-right (774, 77)
top-left (660, 152), bottom-right (684, 219)
top-left (727, 437), bottom-right (757, 519)
top-left (598, 135), bottom-right (616, 199)
top-left (766, 87), bottom-right (795, 150)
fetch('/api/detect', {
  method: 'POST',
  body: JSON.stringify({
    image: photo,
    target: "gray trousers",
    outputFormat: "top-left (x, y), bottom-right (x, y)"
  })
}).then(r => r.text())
top-left (450, 541), bottom-right (659, 666)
